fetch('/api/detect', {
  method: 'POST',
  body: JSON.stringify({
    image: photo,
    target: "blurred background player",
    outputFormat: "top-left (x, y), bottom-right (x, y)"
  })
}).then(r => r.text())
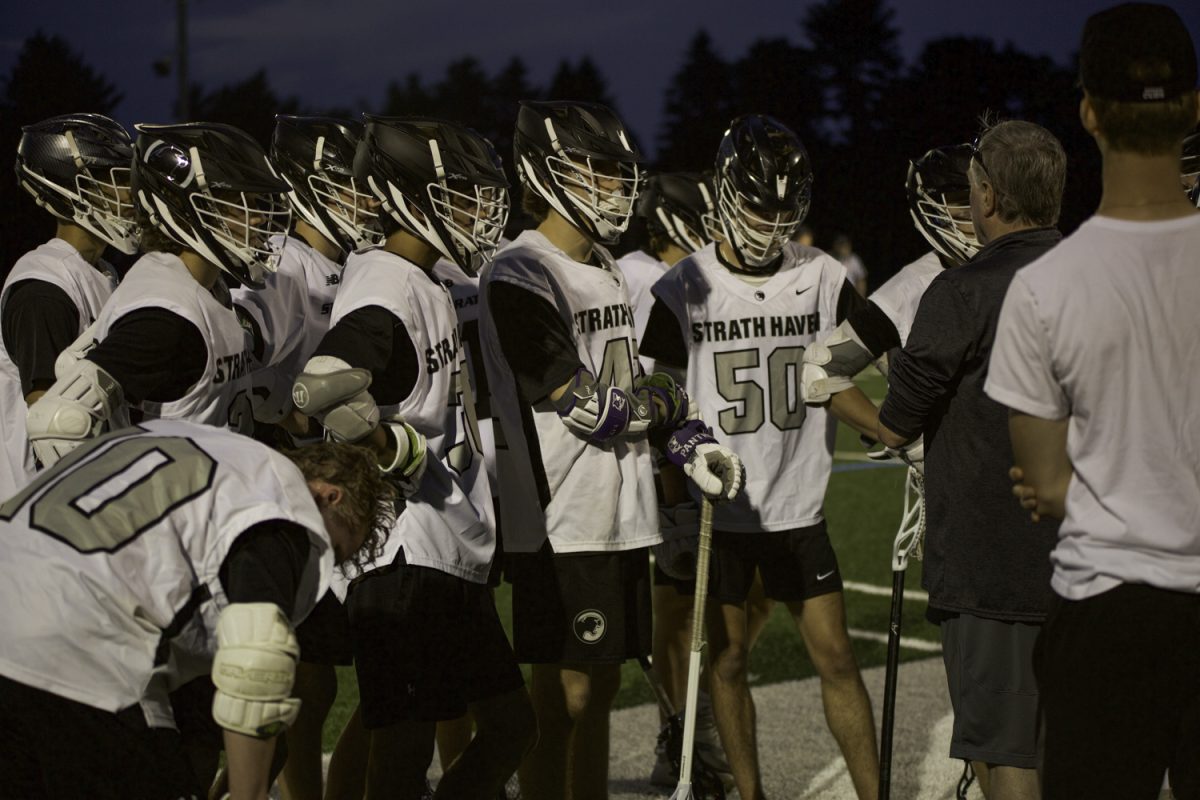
top-left (0, 114), bottom-right (134, 498)
top-left (293, 115), bottom-right (532, 800)
top-left (231, 114), bottom-right (379, 800)
top-left (25, 122), bottom-right (292, 468)
top-left (1183, 127), bottom-right (1199, 204)
top-left (0, 420), bottom-right (393, 800)
top-left (801, 143), bottom-right (980, 418)
top-left (830, 233), bottom-right (868, 296)
top-left (639, 114), bottom-right (880, 800)
top-left (480, 100), bottom-right (741, 800)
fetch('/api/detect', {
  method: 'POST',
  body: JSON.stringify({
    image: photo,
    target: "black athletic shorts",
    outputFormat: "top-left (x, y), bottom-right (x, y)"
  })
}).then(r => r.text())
top-left (296, 589), bottom-right (353, 666)
top-left (709, 521), bottom-right (842, 604)
top-left (508, 544), bottom-right (653, 664)
top-left (345, 550), bottom-right (525, 729)
top-left (0, 676), bottom-right (199, 800)
top-left (1035, 584), bottom-right (1200, 799)
top-left (939, 611), bottom-right (1041, 769)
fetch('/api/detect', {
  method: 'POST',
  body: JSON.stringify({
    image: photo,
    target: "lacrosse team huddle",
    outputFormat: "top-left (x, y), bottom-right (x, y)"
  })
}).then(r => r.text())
top-left (0, 3), bottom-right (1197, 800)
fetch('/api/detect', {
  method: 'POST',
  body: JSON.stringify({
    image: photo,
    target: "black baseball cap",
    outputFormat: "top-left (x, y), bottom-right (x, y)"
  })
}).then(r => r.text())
top-left (1080, 3), bottom-right (1197, 102)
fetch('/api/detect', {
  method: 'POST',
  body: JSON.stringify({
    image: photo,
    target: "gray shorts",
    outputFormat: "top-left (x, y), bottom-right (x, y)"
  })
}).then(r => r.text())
top-left (940, 613), bottom-right (1041, 769)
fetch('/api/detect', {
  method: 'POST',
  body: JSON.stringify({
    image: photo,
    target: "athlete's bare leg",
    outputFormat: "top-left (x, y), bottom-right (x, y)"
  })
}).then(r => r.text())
top-left (745, 572), bottom-right (775, 650)
top-left (434, 687), bottom-right (536, 799)
top-left (652, 585), bottom-right (693, 713)
top-left (789, 592), bottom-right (879, 800)
top-left (436, 714), bottom-right (474, 772)
top-left (984, 764), bottom-right (1039, 800)
top-left (279, 662), bottom-right (337, 800)
top-left (708, 601), bottom-right (766, 800)
top-left (519, 662), bottom-right (620, 800)
top-left (324, 705), bottom-right (368, 800)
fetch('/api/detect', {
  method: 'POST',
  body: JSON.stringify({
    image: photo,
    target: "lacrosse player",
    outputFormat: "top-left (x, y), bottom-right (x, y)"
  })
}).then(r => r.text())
top-left (293, 115), bottom-right (533, 800)
top-left (639, 114), bottom-right (879, 800)
top-left (0, 420), bottom-right (393, 800)
top-left (987, 5), bottom-right (1200, 797)
top-left (1, 114), bottom-right (133, 498)
top-left (479, 100), bottom-right (742, 800)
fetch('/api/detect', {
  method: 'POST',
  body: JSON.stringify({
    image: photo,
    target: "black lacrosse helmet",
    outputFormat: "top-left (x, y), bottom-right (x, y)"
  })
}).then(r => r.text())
top-left (1183, 129), bottom-right (1200, 207)
top-left (16, 113), bottom-right (138, 254)
top-left (906, 144), bottom-right (979, 267)
top-left (133, 122), bottom-right (292, 289)
top-left (355, 115), bottom-right (509, 276)
top-left (272, 116), bottom-right (380, 253)
top-left (638, 171), bottom-right (717, 254)
top-left (513, 100), bottom-right (642, 244)
top-left (714, 114), bottom-right (812, 272)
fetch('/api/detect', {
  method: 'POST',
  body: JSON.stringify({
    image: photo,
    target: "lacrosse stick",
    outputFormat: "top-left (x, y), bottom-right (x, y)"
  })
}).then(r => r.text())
top-left (671, 496), bottom-right (715, 800)
top-left (638, 654), bottom-right (725, 799)
top-left (879, 465), bottom-right (926, 800)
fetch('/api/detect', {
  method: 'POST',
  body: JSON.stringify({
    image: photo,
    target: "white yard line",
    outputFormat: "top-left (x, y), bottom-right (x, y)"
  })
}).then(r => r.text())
top-left (843, 579), bottom-right (929, 603)
top-left (847, 627), bottom-right (942, 653)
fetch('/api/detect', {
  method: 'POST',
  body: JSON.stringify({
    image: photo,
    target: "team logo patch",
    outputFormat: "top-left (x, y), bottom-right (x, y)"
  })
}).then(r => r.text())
top-left (292, 385), bottom-right (309, 408)
top-left (573, 609), bottom-right (607, 644)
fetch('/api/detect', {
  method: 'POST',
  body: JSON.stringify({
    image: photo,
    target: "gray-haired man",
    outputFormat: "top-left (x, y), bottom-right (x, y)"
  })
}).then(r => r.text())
top-left (876, 120), bottom-right (1066, 799)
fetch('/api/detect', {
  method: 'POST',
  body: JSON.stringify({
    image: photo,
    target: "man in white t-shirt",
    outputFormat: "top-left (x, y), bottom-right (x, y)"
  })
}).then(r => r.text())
top-left (986, 5), bottom-right (1200, 798)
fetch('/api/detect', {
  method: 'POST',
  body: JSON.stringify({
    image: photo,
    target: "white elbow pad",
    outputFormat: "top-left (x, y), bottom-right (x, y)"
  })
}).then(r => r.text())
top-left (211, 602), bottom-right (301, 739)
top-left (292, 355), bottom-right (379, 444)
top-left (27, 358), bottom-right (127, 469)
top-left (53, 321), bottom-right (100, 379)
top-left (801, 321), bottom-right (874, 404)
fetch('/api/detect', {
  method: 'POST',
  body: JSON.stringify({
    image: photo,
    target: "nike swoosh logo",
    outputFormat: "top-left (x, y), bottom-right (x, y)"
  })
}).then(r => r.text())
top-left (816, 570), bottom-right (835, 580)
top-left (795, 286), bottom-right (814, 296)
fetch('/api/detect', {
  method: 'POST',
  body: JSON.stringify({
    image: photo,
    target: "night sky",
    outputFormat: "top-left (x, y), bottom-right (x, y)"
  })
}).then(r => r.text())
top-left (3, 0), bottom-right (1199, 158)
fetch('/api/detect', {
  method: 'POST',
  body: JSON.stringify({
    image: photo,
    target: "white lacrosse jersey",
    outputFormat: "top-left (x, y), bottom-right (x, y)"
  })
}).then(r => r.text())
top-left (0, 419), bottom-right (331, 728)
top-left (0, 239), bottom-right (118, 499)
top-left (868, 251), bottom-right (944, 347)
top-left (92, 253), bottom-right (254, 433)
top-left (432, 258), bottom-right (498, 500)
top-left (986, 213), bottom-right (1200, 600)
top-left (652, 242), bottom-right (847, 532)
top-left (617, 249), bottom-right (670, 373)
top-left (479, 229), bottom-right (659, 553)
top-left (233, 234), bottom-right (342, 423)
top-left (333, 249), bottom-right (493, 583)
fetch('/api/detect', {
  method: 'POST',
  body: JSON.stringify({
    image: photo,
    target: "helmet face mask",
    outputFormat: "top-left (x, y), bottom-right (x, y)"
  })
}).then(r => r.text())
top-left (16, 114), bottom-right (139, 254)
top-left (907, 144), bottom-right (980, 266)
top-left (273, 117), bottom-right (380, 253)
top-left (359, 115), bottom-right (510, 276)
top-left (514, 101), bottom-right (642, 245)
top-left (715, 115), bottom-right (812, 273)
top-left (640, 172), bottom-right (716, 254)
top-left (134, 124), bottom-right (293, 289)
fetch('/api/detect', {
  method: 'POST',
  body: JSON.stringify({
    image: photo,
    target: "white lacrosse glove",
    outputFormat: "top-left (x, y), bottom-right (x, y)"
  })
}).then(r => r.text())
top-left (866, 435), bottom-right (925, 475)
top-left (292, 356), bottom-right (379, 444)
top-left (664, 419), bottom-right (745, 502)
top-left (378, 420), bottom-right (428, 497)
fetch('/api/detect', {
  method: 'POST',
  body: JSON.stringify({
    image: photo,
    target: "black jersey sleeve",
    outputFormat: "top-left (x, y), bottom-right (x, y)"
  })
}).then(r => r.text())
top-left (487, 280), bottom-right (582, 403)
top-left (0, 280), bottom-right (82, 396)
top-left (835, 278), bottom-right (869, 326)
top-left (85, 309), bottom-right (208, 404)
top-left (218, 521), bottom-right (313, 618)
top-left (312, 305), bottom-right (419, 406)
top-left (638, 298), bottom-right (689, 370)
top-left (848, 300), bottom-right (901, 358)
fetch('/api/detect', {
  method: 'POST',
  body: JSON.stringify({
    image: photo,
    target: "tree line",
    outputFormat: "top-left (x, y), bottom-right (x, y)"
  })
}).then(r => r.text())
top-left (0, 0), bottom-right (1101, 284)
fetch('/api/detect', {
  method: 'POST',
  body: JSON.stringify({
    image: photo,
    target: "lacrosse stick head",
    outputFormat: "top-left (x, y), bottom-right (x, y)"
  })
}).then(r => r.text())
top-left (892, 466), bottom-right (927, 570)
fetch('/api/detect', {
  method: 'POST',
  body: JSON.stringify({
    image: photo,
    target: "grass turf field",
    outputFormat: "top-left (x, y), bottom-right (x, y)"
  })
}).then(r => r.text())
top-left (319, 372), bottom-right (939, 752)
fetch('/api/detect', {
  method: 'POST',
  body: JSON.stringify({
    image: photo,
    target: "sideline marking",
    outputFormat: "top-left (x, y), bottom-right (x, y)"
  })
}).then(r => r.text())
top-left (843, 580), bottom-right (929, 603)
top-left (847, 627), bottom-right (942, 653)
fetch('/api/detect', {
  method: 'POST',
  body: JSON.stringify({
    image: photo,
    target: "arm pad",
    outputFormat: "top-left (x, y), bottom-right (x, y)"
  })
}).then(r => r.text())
top-left (292, 355), bottom-right (379, 444)
top-left (210, 602), bottom-right (301, 739)
top-left (801, 320), bottom-right (875, 404)
top-left (26, 357), bottom-right (127, 469)
top-left (552, 368), bottom-right (649, 443)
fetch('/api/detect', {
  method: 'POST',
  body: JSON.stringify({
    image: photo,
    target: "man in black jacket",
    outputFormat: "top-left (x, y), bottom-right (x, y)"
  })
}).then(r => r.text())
top-left (876, 119), bottom-right (1065, 800)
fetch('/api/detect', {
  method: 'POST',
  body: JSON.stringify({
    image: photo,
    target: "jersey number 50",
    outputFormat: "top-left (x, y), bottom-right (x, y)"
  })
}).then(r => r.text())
top-left (713, 347), bottom-right (806, 435)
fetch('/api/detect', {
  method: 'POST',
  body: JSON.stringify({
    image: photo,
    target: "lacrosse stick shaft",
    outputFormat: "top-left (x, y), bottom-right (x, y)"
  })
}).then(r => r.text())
top-left (674, 496), bottom-right (714, 796)
top-left (638, 655), bottom-right (679, 718)
top-left (878, 566), bottom-right (905, 800)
